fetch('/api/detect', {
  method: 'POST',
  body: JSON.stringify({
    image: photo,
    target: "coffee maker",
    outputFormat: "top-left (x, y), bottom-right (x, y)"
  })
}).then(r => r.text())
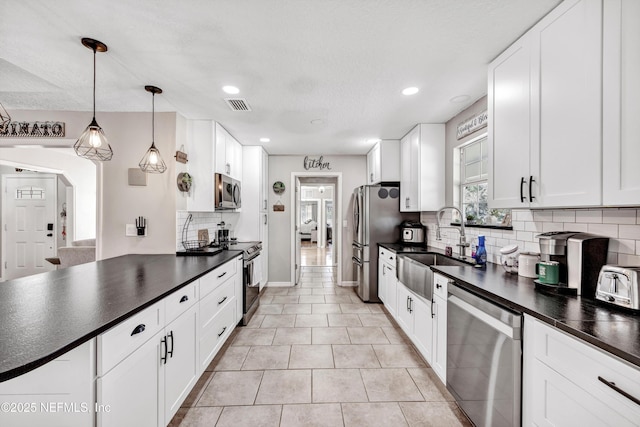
top-left (537, 231), bottom-right (609, 297)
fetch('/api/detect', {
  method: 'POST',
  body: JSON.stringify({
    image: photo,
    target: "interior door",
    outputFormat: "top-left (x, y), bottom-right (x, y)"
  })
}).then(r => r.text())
top-left (3, 175), bottom-right (57, 280)
top-left (295, 177), bottom-right (302, 285)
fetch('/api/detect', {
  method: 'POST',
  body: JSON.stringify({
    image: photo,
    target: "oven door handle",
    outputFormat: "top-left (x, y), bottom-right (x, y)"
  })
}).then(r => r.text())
top-left (245, 252), bottom-right (261, 263)
top-left (448, 295), bottom-right (515, 339)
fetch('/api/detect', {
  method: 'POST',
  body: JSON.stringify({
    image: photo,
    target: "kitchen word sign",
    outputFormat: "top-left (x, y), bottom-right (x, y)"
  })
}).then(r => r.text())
top-left (303, 155), bottom-right (331, 170)
top-left (456, 110), bottom-right (488, 140)
top-left (0, 121), bottom-right (65, 138)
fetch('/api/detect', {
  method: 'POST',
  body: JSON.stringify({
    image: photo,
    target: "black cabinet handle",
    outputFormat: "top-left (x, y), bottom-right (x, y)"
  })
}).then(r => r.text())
top-left (160, 336), bottom-right (167, 364)
top-left (218, 296), bottom-right (228, 305)
top-left (217, 326), bottom-right (227, 337)
top-left (47, 233), bottom-right (53, 237)
top-left (180, 295), bottom-right (189, 303)
top-left (598, 376), bottom-right (640, 406)
top-left (436, 284), bottom-right (442, 289)
top-left (407, 296), bottom-right (410, 311)
top-left (529, 176), bottom-right (535, 202)
top-left (167, 331), bottom-right (174, 358)
top-left (520, 177), bottom-right (526, 203)
top-left (217, 271), bottom-right (227, 279)
top-left (131, 324), bottom-right (146, 336)
top-left (408, 297), bottom-right (413, 313)
top-left (431, 299), bottom-right (435, 318)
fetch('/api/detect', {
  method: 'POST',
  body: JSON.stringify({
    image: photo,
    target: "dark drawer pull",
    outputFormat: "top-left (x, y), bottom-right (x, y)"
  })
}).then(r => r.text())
top-left (436, 284), bottom-right (442, 289)
top-left (520, 177), bottom-right (526, 203)
top-left (218, 296), bottom-right (228, 305)
top-left (217, 326), bottom-right (227, 337)
top-left (131, 324), bottom-right (146, 336)
top-left (598, 376), bottom-right (640, 406)
top-left (217, 271), bottom-right (227, 279)
top-left (180, 295), bottom-right (189, 303)
top-left (167, 331), bottom-right (174, 358)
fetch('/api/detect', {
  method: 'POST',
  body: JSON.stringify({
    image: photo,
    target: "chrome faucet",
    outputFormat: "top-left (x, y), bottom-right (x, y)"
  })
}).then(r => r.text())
top-left (436, 206), bottom-right (470, 258)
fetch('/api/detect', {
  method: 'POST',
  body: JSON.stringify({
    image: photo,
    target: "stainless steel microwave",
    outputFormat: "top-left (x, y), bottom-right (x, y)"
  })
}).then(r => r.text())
top-left (215, 173), bottom-right (241, 209)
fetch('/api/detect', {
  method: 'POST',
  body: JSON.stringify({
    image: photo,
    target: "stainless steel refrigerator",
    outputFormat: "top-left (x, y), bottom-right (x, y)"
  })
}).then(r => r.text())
top-left (352, 185), bottom-right (419, 302)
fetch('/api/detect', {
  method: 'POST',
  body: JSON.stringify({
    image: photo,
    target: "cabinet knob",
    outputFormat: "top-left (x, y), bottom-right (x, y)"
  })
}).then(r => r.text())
top-left (130, 324), bottom-right (146, 336)
top-left (436, 284), bottom-right (442, 289)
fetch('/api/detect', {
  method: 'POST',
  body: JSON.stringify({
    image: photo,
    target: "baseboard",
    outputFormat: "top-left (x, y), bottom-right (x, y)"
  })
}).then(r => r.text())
top-left (266, 281), bottom-right (293, 287)
top-left (340, 281), bottom-right (357, 287)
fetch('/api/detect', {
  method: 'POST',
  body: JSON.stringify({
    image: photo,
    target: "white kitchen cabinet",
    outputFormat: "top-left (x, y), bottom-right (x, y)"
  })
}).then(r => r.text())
top-left (602, 0), bottom-right (640, 205)
top-left (186, 120), bottom-right (216, 211)
top-left (396, 281), bottom-right (433, 365)
top-left (236, 257), bottom-right (243, 324)
top-left (367, 140), bottom-right (400, 185)
top-left (488, 0), bottom-right (603, 208)
top-left (0, 340), bottom-right (95, 427)
top-left (400, 124), bottom-right (445, 212)
top-left (378, 247), bottom-right (397, 317)
top-left (523, 315), bottom-right (640, 427)
top-left (431, 273), bottom-right (449, 384)
top-left (215, 122), bottom-right (242, 180)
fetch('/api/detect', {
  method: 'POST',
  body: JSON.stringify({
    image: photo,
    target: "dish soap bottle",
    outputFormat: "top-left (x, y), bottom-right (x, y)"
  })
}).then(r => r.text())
top-left (475, 235), bottom-right (487, 266)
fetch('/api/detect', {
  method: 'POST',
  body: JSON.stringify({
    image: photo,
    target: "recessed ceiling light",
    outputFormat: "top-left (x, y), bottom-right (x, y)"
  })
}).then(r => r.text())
top-left (310, 119), bottom-right (324, 125)
top-left (367, 138), bottom-right (381, 144)
top-left (260, 137), bottom-right (270, 143)
top-left (402, 87), bottom-right (419, 96)
top-left (222, 85), bottom-right (240, 94)
top-left (450, 95), bottom-right (471, 103)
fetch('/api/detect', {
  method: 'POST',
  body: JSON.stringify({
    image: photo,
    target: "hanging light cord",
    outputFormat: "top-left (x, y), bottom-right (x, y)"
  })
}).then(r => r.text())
top-left (151, 92), bottom-right (155, 146)
top-left (92, 47), bottom-right (96, 120)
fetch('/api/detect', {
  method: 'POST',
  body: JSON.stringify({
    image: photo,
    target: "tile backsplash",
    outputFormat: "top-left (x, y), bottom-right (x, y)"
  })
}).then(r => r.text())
top-left (176, 211), bottom-right (239, 251)
top-left (421, 208), bottom-right (640, 266)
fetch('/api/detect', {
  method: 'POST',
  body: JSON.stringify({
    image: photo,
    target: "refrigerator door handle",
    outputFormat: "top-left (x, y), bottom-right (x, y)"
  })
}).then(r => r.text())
top-left (352, 256), bottom-right (363, 267)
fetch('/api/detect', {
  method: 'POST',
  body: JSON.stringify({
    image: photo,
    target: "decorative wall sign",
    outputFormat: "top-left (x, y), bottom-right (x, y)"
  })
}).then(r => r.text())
top-left (174, 150), bottom-right (188, 164)
top-left (303, 155), bottom-right (331, 170)
top-left (0, 121), bottom-right (65, 138)
top-left (456, 110), bottom-right (488, 140)
top-left (273, 181), bottom-right (285, 195)
top-left (273, 201), bottom-right (285, 212)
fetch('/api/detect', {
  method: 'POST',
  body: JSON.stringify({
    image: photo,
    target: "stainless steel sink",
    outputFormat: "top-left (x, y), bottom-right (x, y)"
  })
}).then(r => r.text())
top-left (396, 253), bottom-right (472, 300)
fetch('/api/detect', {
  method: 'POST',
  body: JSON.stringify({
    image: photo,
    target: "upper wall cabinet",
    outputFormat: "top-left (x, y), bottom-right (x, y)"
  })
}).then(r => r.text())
top-left (366, 140), bottom-right (400, 185)
top-left (602, 0), bottom-right (640, 205)
top-left (215, 123), bottom-right (243, 181)
top-left (400, 124), bottom-right (445, 212)
top-left (186, 120), bottom-right (215, 211)
top-left (488, 0), bottom-right (603, 209)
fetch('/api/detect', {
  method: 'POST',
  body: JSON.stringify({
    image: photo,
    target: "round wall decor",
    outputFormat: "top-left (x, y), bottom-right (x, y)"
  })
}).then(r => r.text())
top-left (273, 181), bottom-right (285, 195)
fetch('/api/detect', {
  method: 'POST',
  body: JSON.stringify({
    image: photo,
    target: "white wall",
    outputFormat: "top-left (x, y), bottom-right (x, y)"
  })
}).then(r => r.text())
top-left (268, 155), bottom-right (366, 283)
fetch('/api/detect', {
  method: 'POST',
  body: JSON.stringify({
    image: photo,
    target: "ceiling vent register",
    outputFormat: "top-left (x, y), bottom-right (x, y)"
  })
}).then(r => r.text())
top-left (224, 98), bottom-right (252, 111)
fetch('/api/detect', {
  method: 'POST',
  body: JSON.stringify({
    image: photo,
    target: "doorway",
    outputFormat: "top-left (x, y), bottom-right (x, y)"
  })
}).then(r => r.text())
top-left (291, 173), bottom-right (342, 286)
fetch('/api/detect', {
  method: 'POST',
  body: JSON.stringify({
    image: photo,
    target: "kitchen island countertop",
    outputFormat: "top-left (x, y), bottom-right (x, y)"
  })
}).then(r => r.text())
top-left (0, 251), bottom-right (242, 383)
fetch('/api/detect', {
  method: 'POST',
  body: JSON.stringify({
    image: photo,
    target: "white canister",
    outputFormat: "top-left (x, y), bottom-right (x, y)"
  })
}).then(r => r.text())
top-left (499, 244), bottom-right (519, 274)
top-left (518, 252), bottom-right (540, 278)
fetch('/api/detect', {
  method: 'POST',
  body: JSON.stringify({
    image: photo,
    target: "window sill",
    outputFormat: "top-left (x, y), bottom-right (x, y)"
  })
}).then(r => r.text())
top-left (450, 222), bottom-right (513, 231)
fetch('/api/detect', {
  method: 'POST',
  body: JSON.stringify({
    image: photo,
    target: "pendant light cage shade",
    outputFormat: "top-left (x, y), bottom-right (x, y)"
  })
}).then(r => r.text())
top-left (76, 38), bottom-right (113, 161)
top-left (0, 102), bottom-right (11, 133)
top-left (74, 118), bottom-right (113, 161)
top-left (139, 85), bottom-right (167, 174)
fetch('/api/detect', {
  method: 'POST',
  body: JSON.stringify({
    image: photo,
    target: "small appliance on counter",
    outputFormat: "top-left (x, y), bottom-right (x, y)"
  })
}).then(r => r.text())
top-left (400, 220), bottom-right (426, 245)
top-left (595, 265), bottom-right (640, 312)
top-left (535, 231), bottom-right (609, 296)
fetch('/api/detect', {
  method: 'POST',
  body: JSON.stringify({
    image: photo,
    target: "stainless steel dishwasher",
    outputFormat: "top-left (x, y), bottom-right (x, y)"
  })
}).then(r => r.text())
top-left (447, 283), bottom-right (522, 427)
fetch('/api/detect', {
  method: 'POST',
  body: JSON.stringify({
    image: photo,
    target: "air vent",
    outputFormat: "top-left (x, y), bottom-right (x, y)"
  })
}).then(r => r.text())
top-left (224, 98), bottom-right (252, 111)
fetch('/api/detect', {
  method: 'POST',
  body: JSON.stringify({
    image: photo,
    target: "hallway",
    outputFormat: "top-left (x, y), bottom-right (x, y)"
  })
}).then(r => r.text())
top-left (300, 241), bottom-right (334, 267)
top-left (170, 268), bottom-right (470, 426)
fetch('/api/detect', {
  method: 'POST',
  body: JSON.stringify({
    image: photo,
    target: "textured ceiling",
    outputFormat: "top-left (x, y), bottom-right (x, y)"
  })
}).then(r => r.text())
top-left (0, 0), bottom-right (560, 154)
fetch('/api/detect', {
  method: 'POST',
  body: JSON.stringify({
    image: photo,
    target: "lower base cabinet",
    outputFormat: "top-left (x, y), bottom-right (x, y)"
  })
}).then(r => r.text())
top-left (431, 293), bottom-right (447, 383)
top-left (396, 281), bottom-right (433, 365)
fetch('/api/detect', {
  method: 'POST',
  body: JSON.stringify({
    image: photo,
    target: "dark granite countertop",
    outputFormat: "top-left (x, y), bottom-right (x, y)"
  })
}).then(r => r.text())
top-left (0, 251), bottom-right (242, 383)
top-left (431, 262), bottom-right (640, 368)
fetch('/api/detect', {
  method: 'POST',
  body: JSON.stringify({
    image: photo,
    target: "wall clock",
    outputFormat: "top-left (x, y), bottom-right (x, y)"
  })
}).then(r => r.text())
top-left (273, 181), bottom-right (285, 195)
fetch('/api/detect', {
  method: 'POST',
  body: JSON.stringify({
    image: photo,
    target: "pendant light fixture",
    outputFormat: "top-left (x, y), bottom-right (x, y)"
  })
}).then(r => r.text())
top-left (74, 38), bottom-right (113, 161)
top-left (139, 86), bottom-right (167, 174)
top-left (0, 101), bottom-right (11, 133)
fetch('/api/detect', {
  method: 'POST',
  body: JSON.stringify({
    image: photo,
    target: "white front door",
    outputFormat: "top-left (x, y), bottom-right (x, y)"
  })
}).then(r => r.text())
top-left (2, 175), bottom-right (57, 280)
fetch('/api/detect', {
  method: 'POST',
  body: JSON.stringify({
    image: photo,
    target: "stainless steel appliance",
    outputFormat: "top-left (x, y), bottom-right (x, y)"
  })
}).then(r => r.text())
top-left (215, 173), bottom-right (241, 209)
top-left (447, 283), bottom-right (522, 427)
top-left (537, 231), bottom-right (609, 296)
top-left (400, 220), bottom-right (426, 244)
top-left (229, 241), bottom-right (263, 325)
top-left (596, 265), bottom-right (640, 312)
top-left (352, 185), bottom-right (418, 302)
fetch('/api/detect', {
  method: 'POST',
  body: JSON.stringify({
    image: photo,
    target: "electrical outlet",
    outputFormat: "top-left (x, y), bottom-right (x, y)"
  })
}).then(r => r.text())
top-left (125, 224), bottom-right (137, 236)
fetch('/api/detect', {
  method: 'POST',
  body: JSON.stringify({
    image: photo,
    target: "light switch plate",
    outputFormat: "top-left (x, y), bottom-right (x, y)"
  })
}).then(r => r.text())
top-left (125, 224), bottom-right (137, 236)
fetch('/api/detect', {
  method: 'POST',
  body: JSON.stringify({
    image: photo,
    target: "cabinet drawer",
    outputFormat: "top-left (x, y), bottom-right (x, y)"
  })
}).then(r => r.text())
top-left (379, 248), bottom-right (396, 265)
top-left (200, 260), bottom-right (237, 298)
top-left (532, 318), bottom-right (640, 419)
top-left (199, 278), bottom-right (235, 330)
top-left (199, 300), bottom-right (236, 370)
top-left (97, 300), bottom-right (165, 376)
top-left (166, 280), bottom-right (198, 325)
top-left (433, 273), bottom-right (449, 299)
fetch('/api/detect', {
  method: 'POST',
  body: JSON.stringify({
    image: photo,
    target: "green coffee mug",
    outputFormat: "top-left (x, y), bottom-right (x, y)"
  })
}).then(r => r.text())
top-left (537, 261), bottom-right (560, 285)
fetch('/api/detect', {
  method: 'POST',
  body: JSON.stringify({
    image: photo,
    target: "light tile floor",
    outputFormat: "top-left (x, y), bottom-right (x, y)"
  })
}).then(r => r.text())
top-left (170, 266), bottom-right (471, 427)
